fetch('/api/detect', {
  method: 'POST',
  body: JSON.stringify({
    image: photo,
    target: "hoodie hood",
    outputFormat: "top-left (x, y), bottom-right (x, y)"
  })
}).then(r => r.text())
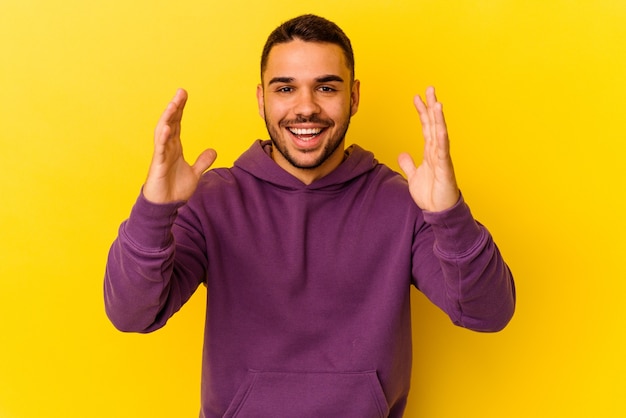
top-left (234, 140), bottom-right (379, 191)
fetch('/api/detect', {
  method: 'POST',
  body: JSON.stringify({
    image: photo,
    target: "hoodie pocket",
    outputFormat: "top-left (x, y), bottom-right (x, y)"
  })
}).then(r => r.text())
top-left (223, 370), bottom-right (389, 418)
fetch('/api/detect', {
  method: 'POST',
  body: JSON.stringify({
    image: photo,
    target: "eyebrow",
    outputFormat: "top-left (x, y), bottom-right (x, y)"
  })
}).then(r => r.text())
top-left (267, 74), bottom-right (345, 85)
top-left (316, 74), bottom-right (345, 83)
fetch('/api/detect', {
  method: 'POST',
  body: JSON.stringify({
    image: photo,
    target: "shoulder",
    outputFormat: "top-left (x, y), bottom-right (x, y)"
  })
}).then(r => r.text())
top-left (179, 167), bottom-right (249, 214)
top-left (366, 162), bottom-right (411, 197)
top-left (192, 166), bottom-right (253, 198)
top-left (350, 161), bottom-right (421, 220)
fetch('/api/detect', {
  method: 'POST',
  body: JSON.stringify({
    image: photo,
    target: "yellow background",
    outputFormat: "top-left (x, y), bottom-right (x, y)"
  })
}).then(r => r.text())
top-left (1, 0), bottom-right (624, 416)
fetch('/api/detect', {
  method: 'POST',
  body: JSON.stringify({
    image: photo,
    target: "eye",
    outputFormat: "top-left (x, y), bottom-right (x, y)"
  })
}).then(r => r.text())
top-left (276, 86), bottom-right (293, 93)
top-left (318, 85), bottom-right (337, 93)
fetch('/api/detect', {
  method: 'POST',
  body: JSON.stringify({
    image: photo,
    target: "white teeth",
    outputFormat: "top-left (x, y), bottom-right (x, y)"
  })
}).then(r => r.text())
top-left (289, 128), bottom-right (322, 136)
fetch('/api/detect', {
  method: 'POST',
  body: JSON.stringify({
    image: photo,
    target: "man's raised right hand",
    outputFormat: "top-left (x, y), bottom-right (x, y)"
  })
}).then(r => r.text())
top-left (143, 89), bottom-right (217, 204)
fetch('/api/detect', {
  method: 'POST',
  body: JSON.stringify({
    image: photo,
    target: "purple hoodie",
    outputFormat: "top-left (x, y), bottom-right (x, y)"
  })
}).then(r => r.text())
top-left (104, 140), bottom-right (515, 417)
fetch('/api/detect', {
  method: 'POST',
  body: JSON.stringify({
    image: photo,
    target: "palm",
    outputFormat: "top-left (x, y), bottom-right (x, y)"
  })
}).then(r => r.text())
top-left (143, 89), bottom-right (217, 203)
top-left (398, 87), bottom-right (459, 212)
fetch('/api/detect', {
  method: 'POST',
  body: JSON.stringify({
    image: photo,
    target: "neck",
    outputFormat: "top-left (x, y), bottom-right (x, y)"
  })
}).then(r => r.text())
top-left (270, 144), bottom-right (345, 185)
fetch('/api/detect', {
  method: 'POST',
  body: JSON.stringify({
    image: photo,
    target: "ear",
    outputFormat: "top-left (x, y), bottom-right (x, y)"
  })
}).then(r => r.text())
top-left (350, 79), bottom-right (360, 116)
top-left (256, 84), bottom-right (265, 119)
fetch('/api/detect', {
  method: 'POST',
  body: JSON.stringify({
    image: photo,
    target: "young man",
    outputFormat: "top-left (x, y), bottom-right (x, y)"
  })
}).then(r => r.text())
top-left (104, 14), bottom-right (515, 417)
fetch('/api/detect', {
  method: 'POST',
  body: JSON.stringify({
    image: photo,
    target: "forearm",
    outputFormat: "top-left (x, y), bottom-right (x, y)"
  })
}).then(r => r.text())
top-left (104, 193), bottom-right (204, 333)
top-left (416, 195), bottom-right (516, 332)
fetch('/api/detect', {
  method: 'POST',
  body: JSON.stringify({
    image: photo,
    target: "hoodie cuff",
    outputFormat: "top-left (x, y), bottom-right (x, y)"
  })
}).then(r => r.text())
top-left (422, 193), bottom-right (484, 257)
top-left (123, 190), bottom-right (186, 250)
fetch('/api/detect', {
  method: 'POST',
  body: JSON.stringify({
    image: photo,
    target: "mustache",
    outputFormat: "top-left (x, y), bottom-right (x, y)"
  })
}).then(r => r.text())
top-left (279, 115), bottom-right (334, 127)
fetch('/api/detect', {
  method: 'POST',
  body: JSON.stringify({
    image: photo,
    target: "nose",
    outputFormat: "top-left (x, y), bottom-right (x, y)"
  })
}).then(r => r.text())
top-left (293, 89), bottom-right (321, 117)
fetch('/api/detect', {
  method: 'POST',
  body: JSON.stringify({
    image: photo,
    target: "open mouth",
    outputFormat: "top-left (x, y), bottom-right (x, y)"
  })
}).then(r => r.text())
top-left (288, 127), bottom-right (325, 141)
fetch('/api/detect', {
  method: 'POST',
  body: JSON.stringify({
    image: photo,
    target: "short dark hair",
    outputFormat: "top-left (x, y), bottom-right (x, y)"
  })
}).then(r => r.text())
top-left (260, 14), bottom-right (355, 82)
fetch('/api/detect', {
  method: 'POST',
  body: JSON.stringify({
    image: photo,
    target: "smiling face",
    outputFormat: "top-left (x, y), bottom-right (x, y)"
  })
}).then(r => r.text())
top-left (257, 39), bottom-right (360, 184)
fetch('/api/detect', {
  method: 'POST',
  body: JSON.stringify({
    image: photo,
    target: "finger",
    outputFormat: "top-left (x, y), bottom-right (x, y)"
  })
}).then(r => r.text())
top-left (425, 86), bottom-right (437, 108)
top-left (431, 101), bottom-right (450, 158)
top-left (426, 87), bottom-right (444, 130)
top-left (157, 89), bottom-right (187, 126)
top-left (172, 88), bottom-right (188, 106)
top-left (155, 89), bottom-right (188, 140)
top-left (425, 86), bottom-right (438, 144)
top-left (413, 94), bottom-right (428, 118)
top-left (166, 89), bottom-right (188, 140)
top-left (423, 87), bottom-right (451, 157)
top-left (153, 91), bottom-right (187, 162)
top-left (413, 94), bottom-right (433, 143)
top-left (154, 121), bottom-right (171, 147)
top-left (397, 152), bottom-right (417, 179)
top-left (192, 148), bottom-right (218, 177)
top-left (169, 88), bottom-right (188, 125)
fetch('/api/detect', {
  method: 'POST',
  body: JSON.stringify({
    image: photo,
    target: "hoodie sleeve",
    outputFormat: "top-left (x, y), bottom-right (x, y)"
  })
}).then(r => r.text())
top-left (411, 195), bottom-right (516, 332)
top-left (103, 191), bottom-right (207, 333)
